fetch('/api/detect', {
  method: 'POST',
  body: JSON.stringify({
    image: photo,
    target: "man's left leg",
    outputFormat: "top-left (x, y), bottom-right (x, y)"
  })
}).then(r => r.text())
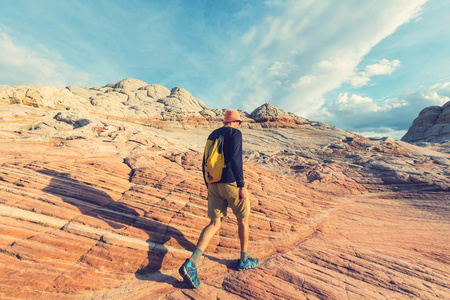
top-left (237, 217), bottom-right (249, 257)
top-left (237, 216), bottom-right (259, 270)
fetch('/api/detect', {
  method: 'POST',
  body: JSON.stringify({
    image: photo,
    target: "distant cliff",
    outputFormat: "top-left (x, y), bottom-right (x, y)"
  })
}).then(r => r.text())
top-left (402, 101), bottom-right (450, 143)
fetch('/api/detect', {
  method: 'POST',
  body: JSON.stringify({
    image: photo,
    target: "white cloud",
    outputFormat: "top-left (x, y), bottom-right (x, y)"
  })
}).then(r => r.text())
top-left (229, 0), bottom-right (427, 114)
top-left (365, 59), bottom-right (401, 76)
top-left (313, 82), bottom-right (450, 138)
top-left (335, 92), bottom-right (410, 115)
top-left (296, 75), bottom-right (319, 87)
top-left (350, 59), bottom-right (401, 87)
top-left (349, 76), bottom-right (371, 88)
top-left (268, 61), bottom-right (294, 77)
top-left (0, 32), bottom-right (91, 87)
top-left (420, 82), bottom-right (450, 102)
top-left (336, 92), bottom-right (384, 112)
top-left (396, 82), bottom-right (450, 114)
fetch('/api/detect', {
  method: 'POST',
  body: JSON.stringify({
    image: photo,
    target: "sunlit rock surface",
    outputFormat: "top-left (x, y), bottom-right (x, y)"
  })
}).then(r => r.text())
top-left (0, 79), bottom-right (449, 299)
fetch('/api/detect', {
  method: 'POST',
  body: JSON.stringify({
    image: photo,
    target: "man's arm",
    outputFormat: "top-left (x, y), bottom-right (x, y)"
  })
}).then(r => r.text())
top-left (202, 154), bottom-right (208, 188)
top-left (229, 129), bottom-right (246, 201)
top-left (239, 187), bottom-right (247, 201)
top-left (229, 130), bottom-right (245, 188)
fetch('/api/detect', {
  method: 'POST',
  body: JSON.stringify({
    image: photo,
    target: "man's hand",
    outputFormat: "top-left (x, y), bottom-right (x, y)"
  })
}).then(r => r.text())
top-left (239, 187), bottom-right (247, 201)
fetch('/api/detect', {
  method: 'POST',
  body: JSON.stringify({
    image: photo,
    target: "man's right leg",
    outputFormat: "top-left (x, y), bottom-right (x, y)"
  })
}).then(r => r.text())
top-left (190, 218), bottom-right (222, 269)
top-left (179, 218), bottom-right (222, 289)
top-left (196, 217), bottom-right (222, 253)
top-left (180, 183), bottom-right (227, 288)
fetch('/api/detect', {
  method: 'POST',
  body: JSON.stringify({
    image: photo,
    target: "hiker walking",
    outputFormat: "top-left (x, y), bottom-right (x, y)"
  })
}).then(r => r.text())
top-left (179, 109), bottom-right (259, 288)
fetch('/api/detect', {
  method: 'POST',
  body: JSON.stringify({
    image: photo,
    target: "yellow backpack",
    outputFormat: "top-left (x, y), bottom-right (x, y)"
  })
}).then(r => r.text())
top-left (203, 134), bottom-right (225, 184)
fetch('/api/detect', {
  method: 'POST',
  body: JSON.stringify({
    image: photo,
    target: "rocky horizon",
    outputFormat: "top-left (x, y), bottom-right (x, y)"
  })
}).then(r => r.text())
top-left (0, 77), bottom-right (310, 131)
top-left (0, 78), bottom-right (449, 299)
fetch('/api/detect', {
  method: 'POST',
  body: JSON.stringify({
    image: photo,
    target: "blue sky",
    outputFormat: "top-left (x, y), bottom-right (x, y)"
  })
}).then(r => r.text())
top-left (1, 0), bottom-right (449, 139)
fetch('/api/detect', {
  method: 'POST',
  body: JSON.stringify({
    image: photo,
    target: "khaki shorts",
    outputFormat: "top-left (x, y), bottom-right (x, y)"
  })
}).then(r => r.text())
top-left (207, 182), bottom-right (250, 219)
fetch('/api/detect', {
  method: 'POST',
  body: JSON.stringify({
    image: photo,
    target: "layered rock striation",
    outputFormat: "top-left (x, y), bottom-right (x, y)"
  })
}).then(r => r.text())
top-left (402, 101), bottom-right (450, 143)
top-left (1, 79), bottom-right (449, 299)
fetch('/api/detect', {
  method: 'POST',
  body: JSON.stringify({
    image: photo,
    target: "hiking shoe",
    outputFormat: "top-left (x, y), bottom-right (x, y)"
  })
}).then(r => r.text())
top-left (238, 257), bottom-right (259, 271)
top-left (179, 259), bottom-right (200, 289)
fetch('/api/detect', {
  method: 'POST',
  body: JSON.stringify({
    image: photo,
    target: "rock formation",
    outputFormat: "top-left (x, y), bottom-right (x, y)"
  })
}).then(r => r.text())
top-left (0, 78), bottom-right (449, 299)
top-left (250, 102), bottom-right (306, 124)
top-left (0, 78), bottom-right (311, 132)
top-left (402, 101), bottom-right (450, 143)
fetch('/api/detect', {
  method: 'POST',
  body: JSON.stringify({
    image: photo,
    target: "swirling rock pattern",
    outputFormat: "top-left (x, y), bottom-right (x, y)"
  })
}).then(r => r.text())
top-left (0, 79), bottom-right (449, 299)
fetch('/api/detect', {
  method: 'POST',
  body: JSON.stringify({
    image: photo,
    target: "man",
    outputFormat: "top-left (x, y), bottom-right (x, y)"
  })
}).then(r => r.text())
top-left (179, 109), bottom-right (259, 289)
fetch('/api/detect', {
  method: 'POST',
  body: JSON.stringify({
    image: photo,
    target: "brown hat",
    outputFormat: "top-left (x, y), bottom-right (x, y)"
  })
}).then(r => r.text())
top-left (223, 109), bottom-right (242, 123)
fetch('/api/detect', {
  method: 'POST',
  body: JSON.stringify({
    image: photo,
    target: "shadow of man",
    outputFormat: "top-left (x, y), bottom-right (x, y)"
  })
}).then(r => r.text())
top-left (38, 169), bottom-right (196, 287)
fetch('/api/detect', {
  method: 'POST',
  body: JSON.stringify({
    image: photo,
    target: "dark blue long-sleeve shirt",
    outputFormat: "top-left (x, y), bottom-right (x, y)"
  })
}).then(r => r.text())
top-left (203, 126), bottom-right (245, 187)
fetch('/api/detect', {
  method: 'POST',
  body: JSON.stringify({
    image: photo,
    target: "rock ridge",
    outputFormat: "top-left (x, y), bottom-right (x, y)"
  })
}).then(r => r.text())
top-left (0, 78), bottom-right (311, 133)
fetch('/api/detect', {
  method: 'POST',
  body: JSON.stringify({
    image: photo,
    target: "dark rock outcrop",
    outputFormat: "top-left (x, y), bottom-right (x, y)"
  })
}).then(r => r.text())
top-left (402, 101), bottom-right (450, 143)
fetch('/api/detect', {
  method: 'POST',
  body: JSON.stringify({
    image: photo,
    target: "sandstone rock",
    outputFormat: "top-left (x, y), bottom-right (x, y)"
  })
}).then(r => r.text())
top-left (199, 108), bottom-right (218, 119)
top-left (66, 85), bottom-right (97, 99)
top-left (402, 101), bottom-right (450, 143)
top-left (1, 127), bottom-right (449, 299)
top-left (158, 87), bottom-right (207, 112)
top-left (2, 78), bottom-right (319, 129)
top-left (138, 84), bottom-right (171, 100)
top-left (90, 92), bottom-right (129, 115)
top-left (0, 85), bottom-right (89, 109)
top-left (54, 107), bottom-right (93, 128)
top-left (437, 101), bottom-right (450, 123)
top-left (250, 103), bottom-right (306, 124)
top-left (251, 102), bottom-right (290, 121)
top-left (1, 79), bottom-right (449, 299)
top-left (106, 77), bottom-right (149, 91)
